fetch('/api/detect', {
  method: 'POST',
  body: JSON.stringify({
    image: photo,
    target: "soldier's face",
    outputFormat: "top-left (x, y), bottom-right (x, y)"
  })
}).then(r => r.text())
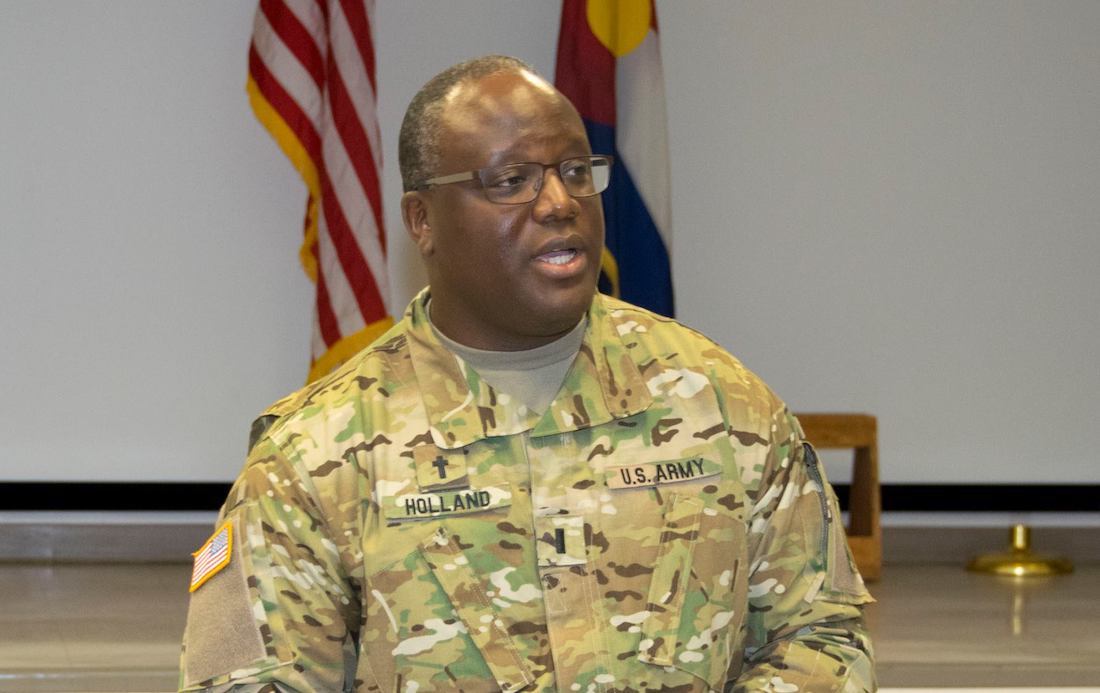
top-left (411, 71), bottom-right (604, 350)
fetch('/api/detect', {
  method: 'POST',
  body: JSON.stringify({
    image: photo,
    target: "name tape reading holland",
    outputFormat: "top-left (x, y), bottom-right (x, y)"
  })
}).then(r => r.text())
top-left (387, 485), bottom-right (512, 520)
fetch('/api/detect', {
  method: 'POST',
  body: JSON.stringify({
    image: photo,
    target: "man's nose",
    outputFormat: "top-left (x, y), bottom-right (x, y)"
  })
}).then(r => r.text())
top-left (532, 168), bottom-right (579, 222)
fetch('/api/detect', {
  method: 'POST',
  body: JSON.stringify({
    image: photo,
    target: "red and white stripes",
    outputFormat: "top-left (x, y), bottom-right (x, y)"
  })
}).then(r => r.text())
top-left (248, 0), bottom-right (392, 383)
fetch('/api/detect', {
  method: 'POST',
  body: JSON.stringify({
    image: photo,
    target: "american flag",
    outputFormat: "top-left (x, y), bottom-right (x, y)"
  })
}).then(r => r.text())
top-left (247, 0), bottom-right (392, 383)
top-left (190, 522), bottom-right (233, 592)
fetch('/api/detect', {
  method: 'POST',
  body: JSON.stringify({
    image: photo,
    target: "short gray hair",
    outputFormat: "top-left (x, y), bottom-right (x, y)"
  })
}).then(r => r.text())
top-left (398, 55), bottom-right (537, 192)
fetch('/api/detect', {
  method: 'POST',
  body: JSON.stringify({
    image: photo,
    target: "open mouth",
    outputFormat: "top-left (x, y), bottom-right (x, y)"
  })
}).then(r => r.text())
top-left (538, 248), bottom-right (579, 265)
top-left (532, 233), bottom-right (589, 278)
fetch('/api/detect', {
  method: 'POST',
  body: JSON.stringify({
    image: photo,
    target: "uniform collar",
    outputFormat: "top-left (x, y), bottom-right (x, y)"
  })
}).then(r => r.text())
top-left (405, 289), bottom-right (653, 449)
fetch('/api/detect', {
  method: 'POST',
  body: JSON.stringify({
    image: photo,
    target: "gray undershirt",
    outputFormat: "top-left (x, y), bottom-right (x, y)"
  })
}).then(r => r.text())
top-left (429, 309), bottom-right (586, 416)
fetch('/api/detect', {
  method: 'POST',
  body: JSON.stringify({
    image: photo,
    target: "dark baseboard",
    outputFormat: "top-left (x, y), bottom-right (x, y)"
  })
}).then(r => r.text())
top-left (0, 482), bottom-right (1096, 512)
top-left (836, 484), bottom-right (1098, 512)
top-left (0, 482), bottom-right (230, 511)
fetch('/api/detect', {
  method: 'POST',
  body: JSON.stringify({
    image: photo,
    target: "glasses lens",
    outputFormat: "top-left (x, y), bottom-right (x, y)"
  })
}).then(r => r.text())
top-left (563, 156), bottom-right (611, 197)
top-left (479, 157), bottom-right (612, 203)
top-left (481, 163), bottom-right (541, 203)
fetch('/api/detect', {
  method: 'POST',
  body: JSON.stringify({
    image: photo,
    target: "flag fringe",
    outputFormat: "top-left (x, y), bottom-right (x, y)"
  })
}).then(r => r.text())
top-left (308, 316), bottom-right (395, 383)
top-left (600, 247), bottom-right (621, 298)
top-left (246, 76), bottom-right (321, 284)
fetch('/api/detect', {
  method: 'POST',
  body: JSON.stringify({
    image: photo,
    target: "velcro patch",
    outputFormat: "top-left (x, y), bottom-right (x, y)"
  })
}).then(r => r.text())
top-left (535, 514), bottom-right (587, 567)
top-left (384, 484), bottom-right (512, 521)
top-left (189, 521), bottom-right (233, 592)
top-left (606, 457), bottom-right (721, 490)
top-left (413, 443), bottom-right (469, 491)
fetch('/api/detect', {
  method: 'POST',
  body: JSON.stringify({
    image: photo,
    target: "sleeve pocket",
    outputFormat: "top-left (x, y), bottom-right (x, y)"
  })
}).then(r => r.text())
top-left (801, 442), bottom-right (874, 605)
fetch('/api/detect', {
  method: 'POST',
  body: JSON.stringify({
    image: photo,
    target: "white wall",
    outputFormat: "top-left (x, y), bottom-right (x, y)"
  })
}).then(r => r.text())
top-left (1, 1), bottom-right (1097, 484)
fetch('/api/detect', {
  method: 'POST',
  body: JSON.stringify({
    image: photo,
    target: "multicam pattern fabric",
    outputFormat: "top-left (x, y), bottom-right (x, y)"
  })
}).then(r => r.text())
top-left (180, 290), bottom-right (875, 692)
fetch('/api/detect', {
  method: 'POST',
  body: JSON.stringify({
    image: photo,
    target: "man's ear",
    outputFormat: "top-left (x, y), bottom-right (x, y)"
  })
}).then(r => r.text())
top-left (401, 191), bottom-right (434, 257)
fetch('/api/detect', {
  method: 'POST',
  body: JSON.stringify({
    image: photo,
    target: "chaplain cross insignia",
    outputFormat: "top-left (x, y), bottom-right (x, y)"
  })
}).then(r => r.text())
top-left (432, 456), bottom-right (449, 479)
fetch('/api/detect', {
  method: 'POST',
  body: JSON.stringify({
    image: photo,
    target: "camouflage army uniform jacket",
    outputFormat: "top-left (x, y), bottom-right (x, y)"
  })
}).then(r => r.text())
top-left (181, 291), bottom-right (875, 692)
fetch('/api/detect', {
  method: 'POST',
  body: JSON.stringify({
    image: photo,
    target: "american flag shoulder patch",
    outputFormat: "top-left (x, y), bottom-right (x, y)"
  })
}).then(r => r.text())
top-left (189, 520), bottom-right (233, 593)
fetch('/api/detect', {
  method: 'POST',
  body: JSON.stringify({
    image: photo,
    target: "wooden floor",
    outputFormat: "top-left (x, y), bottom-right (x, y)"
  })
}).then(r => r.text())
top-left (0, 561), bottom-right (1097, 691)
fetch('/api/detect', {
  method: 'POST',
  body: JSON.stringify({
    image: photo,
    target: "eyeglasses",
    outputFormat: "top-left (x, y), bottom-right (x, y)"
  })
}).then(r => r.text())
top-left (415, 155), bottom-right (613, 204)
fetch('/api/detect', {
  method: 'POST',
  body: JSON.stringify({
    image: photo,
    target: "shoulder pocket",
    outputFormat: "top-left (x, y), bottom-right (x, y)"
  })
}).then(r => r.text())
top-left (181, 514), bottom-right (285, 689)
top-left (801, 442), bottom-right (873, 604)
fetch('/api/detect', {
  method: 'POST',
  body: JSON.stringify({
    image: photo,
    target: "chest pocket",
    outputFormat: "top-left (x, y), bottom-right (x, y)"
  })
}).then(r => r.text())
top-left (593, 437), bottom-right (751, 688)
top-left (419, 527), bottom-right (536, 691)
top-left (635, 488), bottom-right (749, 688)
top-left (364, 524), bottom-right (537, 693)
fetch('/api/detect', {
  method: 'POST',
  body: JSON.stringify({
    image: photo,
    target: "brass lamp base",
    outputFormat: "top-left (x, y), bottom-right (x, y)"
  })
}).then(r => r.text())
top-left (967, 524), bottom-right (1074, 577)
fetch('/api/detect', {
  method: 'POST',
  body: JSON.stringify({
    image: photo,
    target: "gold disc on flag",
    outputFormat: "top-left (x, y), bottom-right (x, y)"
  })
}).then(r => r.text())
top-left (586, 0), bottom-right (651, 57)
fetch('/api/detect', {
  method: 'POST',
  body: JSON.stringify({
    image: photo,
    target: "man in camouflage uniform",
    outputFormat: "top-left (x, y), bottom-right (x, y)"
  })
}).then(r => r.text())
top-left (181, 55), bottom-right (875, 692)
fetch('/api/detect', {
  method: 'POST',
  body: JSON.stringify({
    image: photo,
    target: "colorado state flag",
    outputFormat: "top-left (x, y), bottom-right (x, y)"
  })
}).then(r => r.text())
top-left (556, 0), bottom-right (674, 317)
